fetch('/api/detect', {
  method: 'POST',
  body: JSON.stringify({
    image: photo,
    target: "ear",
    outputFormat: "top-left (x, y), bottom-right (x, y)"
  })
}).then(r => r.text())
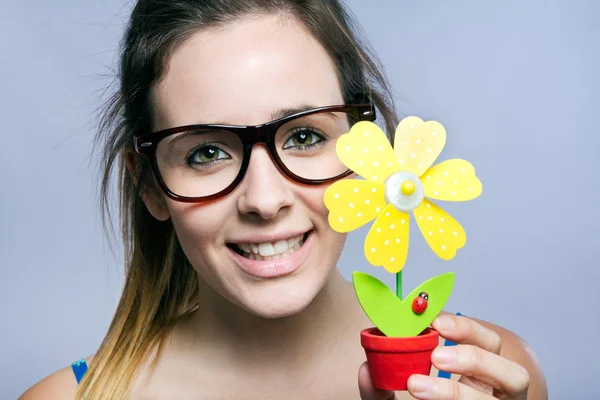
top-left (125, 151), bottom-right (171, 221)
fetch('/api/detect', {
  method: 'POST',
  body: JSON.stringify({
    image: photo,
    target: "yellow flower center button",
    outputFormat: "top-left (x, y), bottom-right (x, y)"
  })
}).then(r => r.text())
top-left (400, 180), bottom-right (416, 196)
top-left (384, 171), bottom-right (424, 212)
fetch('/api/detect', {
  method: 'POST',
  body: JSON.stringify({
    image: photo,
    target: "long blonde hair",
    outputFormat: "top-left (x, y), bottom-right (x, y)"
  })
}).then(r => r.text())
top-left (79, 0), bottom-right (398, 398)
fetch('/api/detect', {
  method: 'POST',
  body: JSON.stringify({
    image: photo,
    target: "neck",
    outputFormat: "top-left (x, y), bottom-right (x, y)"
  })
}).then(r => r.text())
top-left (185, 269), bottom-right (363, 370)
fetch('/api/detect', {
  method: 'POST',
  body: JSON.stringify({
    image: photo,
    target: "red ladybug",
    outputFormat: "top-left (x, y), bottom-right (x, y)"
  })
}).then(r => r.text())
top-left (412, 291), bottom-right (429, 315)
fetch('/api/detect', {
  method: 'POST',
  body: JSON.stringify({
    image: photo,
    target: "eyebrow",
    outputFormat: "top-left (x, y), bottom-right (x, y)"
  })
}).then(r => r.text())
top-left (168, 104), bottom-right (327, 145)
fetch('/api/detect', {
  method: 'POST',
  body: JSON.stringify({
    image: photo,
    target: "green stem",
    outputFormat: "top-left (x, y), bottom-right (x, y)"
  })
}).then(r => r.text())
top-left (396, 271), bottom-right (403, 300)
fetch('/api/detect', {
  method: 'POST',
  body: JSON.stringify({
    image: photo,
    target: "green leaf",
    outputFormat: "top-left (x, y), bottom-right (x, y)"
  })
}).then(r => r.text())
top-left (353, 271), bottom-right (455, 337)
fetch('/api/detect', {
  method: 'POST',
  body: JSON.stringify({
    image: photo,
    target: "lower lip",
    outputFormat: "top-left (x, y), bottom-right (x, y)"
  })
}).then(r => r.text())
top-left (228, 232), bottom-right (313, 278)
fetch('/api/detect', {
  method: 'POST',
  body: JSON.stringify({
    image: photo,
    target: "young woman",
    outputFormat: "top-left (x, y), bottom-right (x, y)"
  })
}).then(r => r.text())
top-left (21, 1), bottom-right (547, 399)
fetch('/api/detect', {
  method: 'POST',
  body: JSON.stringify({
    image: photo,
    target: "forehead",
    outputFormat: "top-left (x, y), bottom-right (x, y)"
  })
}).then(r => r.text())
top-left (152, 14), bottom-right (344, 130)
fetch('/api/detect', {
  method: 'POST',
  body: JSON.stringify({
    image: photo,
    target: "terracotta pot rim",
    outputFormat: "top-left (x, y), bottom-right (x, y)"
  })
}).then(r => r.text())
top-left (361, 327), bottom-right (439, 353)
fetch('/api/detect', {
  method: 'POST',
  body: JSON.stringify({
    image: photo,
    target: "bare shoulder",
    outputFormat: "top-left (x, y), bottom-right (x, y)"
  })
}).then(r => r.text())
top-left (468, 316), bottom-right (548, 399)
top-left (19, 356), bottom-right (93, 400)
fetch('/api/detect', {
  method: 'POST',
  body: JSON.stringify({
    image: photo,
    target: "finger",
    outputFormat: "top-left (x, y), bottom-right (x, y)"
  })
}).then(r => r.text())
top-left (407, 374), bottom-right (495, 400)
top-left (432, 315), bottom-right (502, 355)
top-left (431, 345), bottom-right (530, 395)
top-left (358, 362), bottom-right (397, 400)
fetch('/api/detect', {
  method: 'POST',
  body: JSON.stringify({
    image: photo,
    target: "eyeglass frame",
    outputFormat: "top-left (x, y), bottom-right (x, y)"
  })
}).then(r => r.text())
top-left (133, 103), bottom-right (376, 203)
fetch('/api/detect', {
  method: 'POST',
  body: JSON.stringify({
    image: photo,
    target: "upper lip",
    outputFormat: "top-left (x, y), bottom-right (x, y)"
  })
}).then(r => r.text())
top-left (227, 229), bottom-right (311, 244)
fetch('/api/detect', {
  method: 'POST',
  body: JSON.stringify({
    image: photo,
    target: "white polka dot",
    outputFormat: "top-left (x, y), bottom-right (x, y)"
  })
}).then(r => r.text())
top-left (387, 161), bottom-right (393, 167)
top-left (401, 219), bottom-right (406, 224)
top-left (444, 171), bottom-right (449, 176)
top-left (399, 159), bottom-right (404, 164)
top-left (365, 131), bottom-right (370, 136)
top-left (454, 180), bottom-right (459, 184)
top-left (451, 191), bottom-right (456, 196)
top-left (426, 176), bottom-right (431, 180)
top-left (390, 224), bottom-right (395, 229)
top-left (385, 240), bottom-right (389, 245)
top-left (427, 148), bottom-right (432, 153)
top-left (428, 216), bottom-right (433, 221)
top-left (358, 160), bottom-right (364, 166)
top-left (372, 188), bottom-right (377, 193)
top-left (334, 193), bottom-right (340, 199)
top-left (396, 238), bottom-right (400, 243)
top-left (418, 163), bottom-right (423, 168)
top-left (371, 247), bottom-right (376, 252)
top-left (376, 207), bottom-right (381, 212)
top-left (377, 228), bottom-right (381, 233)
top-left (354, 188), bottom-right (359, 193)
top-left (363, 149), bottom-right (369, 154)
top-left (346, 146), bottom-right (351, 151)
top-left (339, 217), bottom-right (344, 222)
top-left (410, 153), bottom-right (416, 158)
top-left (442, 245), bottom-right (447, 250)
top-left (349, 202), bottom-right (355, 208)
top-left (426, 203), bottom-right (431, 208)
top-left (416, 138), bottom-right (422, 144)
top-left (432, 131), bottom-right (437, 136)
top-left (453, 232), bottom-right (458, 236)
top-left (365, 200), bottom-right (370, 205)
top-left (410, 124), bottom-right (414, 129)
top-left (404, 141), bottom-right (409, 146)
top-left (440, 217), bottom-right (445, 222)
top-left (378, 146), bottom-right (383, 151)
top-left (469, 188), bottom-right (474, 192)
top-left (374, 162), bottom-right (379, 167)
top-left (438, 181), bottom-right (443, 186)
top-left (428, 231), bottom-right (433, 236)
top-left (418, 216), bottom-right (423, 220)
top-left (434, 191), bottom-right (439, 195)
top-left (461, 168), bottom-right (466, 172)
top-left (372, 176), bottom-right (377, 181)
top-left (357, 213), bottom-right (362, 218)
top-left (439, 229), bottom-right (444, 233)
top-left (385, 212), bottom-right (390, 217)
top-left (391, 257), bottom-right (396, 262)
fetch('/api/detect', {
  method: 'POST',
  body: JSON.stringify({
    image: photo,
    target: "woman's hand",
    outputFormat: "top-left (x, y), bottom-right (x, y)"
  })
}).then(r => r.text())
top-left (358, 314), bottom-right (531, 399)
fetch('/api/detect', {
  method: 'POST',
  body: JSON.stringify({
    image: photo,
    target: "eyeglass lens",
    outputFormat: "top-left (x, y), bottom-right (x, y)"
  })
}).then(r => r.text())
top-left (155, 111), bottom-right (357, 198)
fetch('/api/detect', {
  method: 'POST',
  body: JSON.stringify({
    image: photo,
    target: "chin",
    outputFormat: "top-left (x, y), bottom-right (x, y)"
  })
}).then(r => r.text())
top-left (237, 281), bottom-right (323, 319)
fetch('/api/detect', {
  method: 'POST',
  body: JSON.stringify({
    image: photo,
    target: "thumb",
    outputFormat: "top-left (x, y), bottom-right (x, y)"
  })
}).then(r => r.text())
top-left (358, 362), bottom-right (397, 400)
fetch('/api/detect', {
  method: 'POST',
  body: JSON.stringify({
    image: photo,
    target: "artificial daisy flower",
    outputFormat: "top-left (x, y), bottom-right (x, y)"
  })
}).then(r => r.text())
top-left (324, 117), bottom-right (482, 273)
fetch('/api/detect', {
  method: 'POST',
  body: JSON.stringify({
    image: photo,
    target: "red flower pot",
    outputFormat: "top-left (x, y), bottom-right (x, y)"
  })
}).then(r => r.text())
top-left (361, 327), bottom-right (439, 391)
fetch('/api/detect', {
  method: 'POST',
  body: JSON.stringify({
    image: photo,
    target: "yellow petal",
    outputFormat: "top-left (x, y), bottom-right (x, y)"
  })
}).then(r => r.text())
top-left (324, 179), bottom-right (386, 233)
top-left (336, 121), bottom-right (400, 184)
top-left (394, 117), bottom-right (446, 177)
top-left (364, 204), bottom-right (410, 273)
top-left (422, 159), bottom-right (482, 201)
top-left (413, 199), bottom-right (466, 260)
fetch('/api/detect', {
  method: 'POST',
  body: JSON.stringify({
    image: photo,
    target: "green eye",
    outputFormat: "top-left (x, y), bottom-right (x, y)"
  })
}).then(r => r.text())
top-left (189, 146), bottom-right (229, 165)
top-left (283, 129), bottom-right (324, 149)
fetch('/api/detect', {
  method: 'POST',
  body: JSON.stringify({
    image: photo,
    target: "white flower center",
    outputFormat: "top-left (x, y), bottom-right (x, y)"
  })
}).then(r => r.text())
top-left (384, 171), bottom-right (424, 212)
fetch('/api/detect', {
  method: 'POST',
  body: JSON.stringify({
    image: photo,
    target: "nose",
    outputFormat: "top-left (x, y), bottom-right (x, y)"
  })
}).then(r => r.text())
top-left (236, 144), bottom-right (295, 220)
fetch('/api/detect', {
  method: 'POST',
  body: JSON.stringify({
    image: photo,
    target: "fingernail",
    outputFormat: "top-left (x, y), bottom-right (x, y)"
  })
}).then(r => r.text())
top-left (434, 314), bottom-right (456, 330)
top-left (433, 347), bottom-right (456, 364)
top-left (409, 375), bottom-right (434, 394)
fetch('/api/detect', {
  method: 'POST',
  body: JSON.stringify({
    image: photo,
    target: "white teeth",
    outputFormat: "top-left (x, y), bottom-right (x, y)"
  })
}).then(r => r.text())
top-left (234, 233), bottom-right (307, 260)
top-left (240, 243), bottom-right (251, 253)
top-left (258, 243), bottom-right (275, 257)
top-left (274, 240), bottom-right (288, 254)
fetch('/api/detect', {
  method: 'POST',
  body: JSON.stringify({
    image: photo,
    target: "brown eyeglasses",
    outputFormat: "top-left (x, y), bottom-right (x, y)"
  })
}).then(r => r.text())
top-left (133, 103), bottom-right (376, 203)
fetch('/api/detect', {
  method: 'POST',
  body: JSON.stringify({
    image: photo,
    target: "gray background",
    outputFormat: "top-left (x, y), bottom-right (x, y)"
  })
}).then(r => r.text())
top-left (1, 1), bottom-right (598, 398)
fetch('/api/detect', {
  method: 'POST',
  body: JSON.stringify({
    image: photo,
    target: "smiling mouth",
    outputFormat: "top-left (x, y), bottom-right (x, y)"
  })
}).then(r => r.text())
top-left (227, 231), bottom-right (311, 261)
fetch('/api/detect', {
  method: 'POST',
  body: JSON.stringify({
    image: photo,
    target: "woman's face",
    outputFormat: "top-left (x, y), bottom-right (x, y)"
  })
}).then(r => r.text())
top-left (148, 14), bottom-right (348, 318)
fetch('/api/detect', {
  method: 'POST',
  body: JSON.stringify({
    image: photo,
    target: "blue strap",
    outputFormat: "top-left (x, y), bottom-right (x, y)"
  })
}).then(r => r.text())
top-left (71, 359), bottom-right (89, 384)
top-left (438, 312), bottom-right (462, 379)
